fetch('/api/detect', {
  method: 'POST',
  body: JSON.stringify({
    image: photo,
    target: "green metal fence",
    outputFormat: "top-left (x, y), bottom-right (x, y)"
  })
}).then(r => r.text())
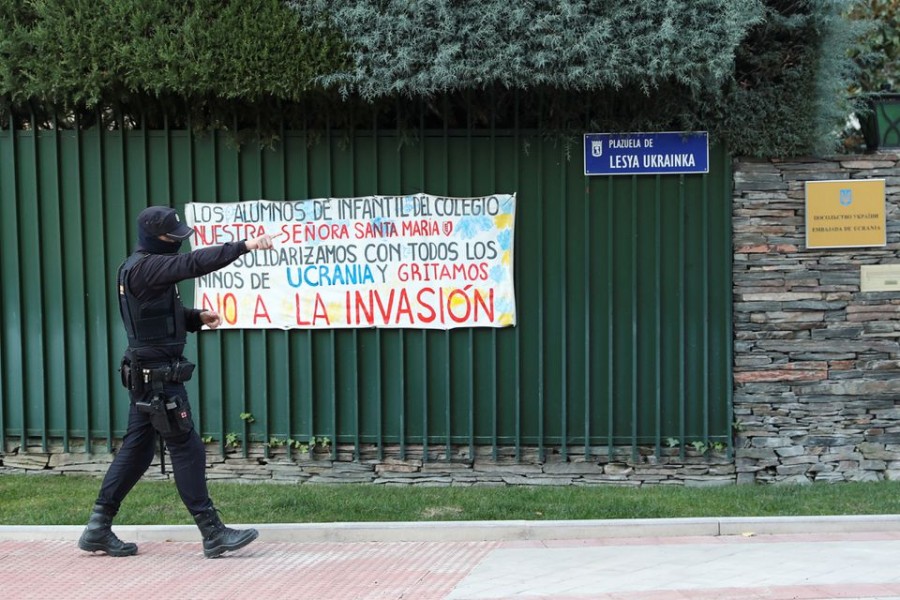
top-left (0, 113), bottom-right (732, 461)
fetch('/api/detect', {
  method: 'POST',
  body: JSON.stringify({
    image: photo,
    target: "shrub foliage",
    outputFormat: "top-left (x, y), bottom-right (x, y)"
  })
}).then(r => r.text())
top-left (0, 0), bottom-right (872, 157)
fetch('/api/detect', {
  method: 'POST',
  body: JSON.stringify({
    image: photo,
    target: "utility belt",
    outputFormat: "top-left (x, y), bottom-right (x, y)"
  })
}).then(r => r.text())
top-left (119, 358), bottom-right (195, 394)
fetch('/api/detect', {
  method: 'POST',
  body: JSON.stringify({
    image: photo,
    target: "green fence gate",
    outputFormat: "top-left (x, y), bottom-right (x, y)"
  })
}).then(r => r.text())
top-left (0, 112), bottom-right (732, 462)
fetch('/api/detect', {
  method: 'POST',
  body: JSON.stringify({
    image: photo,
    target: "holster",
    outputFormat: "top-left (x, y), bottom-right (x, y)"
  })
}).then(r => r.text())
top-left (135, 393), bottom-right (193, 435)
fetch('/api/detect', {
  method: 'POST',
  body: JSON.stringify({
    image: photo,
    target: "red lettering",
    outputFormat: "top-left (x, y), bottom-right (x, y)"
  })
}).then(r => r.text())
top-left (193, 224), bottom-right (214, 246)
top-left (447, 288), bottom-right (472, 323)
top-left (416, 288), bottom-right (437, 323)
top-left (342, 286), bottom-right (494, 327)
top-left (348, 291), bottom-right (375, 325)
top-left (312, 293), bottom-right (330, 325)
top-left (201, 292), bottom-right (238, 325)
top-left (190, 223), bottom-right (268, 246)
top-left (395, 289), bottom-right (413, 324)
top-left (295, 293), bottom-right (311, 326)
top-left (374, 289), bottom-right (395, 323)
top-left (401, 220), bottom-right (440, 236)
top-left (200, 292), bottom-right (217, 312)
top-left (306, 223), bottom-right (348, 241)
top-left (293, 293), bottom-right (332, 326)
top-left (474, 288), bottom-right (494, 322)
top-left (252, 295), bottom-right (271, 324)
top-left (281, 223), bottom-right (304, 244)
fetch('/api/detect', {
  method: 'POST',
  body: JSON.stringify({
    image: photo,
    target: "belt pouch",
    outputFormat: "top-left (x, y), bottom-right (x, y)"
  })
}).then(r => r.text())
top-left (168, 396), bottom-right (194, 433)
top-left (119, 361), bottom-right (132, 390)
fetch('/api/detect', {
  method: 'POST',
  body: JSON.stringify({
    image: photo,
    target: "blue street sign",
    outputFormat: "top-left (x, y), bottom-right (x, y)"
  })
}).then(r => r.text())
top-left (583, 131), bottom-right (709, 176)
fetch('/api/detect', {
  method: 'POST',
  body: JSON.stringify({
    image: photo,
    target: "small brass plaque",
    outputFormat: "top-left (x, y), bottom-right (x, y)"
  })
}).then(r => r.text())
top-left (860, 265), bottom-right (900, 292)
top-left (806, 179), bottom-right (886, 249)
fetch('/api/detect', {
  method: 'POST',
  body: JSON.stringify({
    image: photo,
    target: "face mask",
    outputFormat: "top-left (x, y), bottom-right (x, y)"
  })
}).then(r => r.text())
top-left (137, 228), bottom-right (183, 254)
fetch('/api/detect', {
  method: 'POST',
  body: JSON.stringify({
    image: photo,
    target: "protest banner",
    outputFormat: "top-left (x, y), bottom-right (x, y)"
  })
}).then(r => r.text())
top-left (185, 194), bottom-right (517, 329)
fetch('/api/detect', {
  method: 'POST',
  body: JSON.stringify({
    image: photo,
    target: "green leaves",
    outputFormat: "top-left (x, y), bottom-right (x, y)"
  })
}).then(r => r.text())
top-left (303, 0), bottom-right (765, 100)
top-left (847, 0), bottom-right (900, 94)
top-left (0, 0), bottom-right (873, 157)
top-left (716, 0), bottom-right (866, 156)
top-left (0, 0), bottom-right (345, 108)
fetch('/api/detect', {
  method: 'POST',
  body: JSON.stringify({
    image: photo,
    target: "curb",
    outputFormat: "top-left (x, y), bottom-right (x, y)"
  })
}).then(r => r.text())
top-left (2, 515), bottom-right (900, 544)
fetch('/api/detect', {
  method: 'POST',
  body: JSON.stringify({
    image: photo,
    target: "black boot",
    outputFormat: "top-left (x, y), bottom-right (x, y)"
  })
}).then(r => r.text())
top-left (193, 508), bottom-right (258, 558)
top-left (77, 504), bottom-right (138, 557)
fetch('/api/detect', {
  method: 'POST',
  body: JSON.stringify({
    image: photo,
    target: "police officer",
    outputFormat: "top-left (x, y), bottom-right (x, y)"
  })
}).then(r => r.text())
top-left (78, 205), bottom-right (274, 558)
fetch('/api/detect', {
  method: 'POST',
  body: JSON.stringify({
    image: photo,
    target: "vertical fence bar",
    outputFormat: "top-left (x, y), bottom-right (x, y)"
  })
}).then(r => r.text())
top-left (536, 98), bottom-right (545, 462)
top-left (160, 114), bottom-right (172, 464)
top-left (282, 321), bottom-right (292, 459)
top-left (490, 91), bottom-right (499, 462)
top-left (400, 316), bottom-right (407, 462)
top-left (630, 175), bottom-right (639, 461)
top-left (443, 96), bottom-right (452, 462)
top-left (654, 175), bottom-right (662, 458)
top-left (210, 128), bottom-right (227, 456)
top-left (583, 143), bottom-right (592, 459)
top-left (327, 116), bottom-right (338, 460)
top-left (101, 116), bottom-right (116, 435)
top-left (254, 118), bottom-right (273, 457)
top-left (47, 117), bottom-right (69, 451)
top-left (514, 93), bottom-right (521, 461)
top-left (297, 113), bottom-right (316, 458)
top-left (3, 119), bottom-right (25, 449)
top-left (25, 115), bottom-right (47, 451)
top-left (95, 111), bottom-right (113, 451)
top-left (396, 107), bottom-right (406, 460)
top-left (276, 116), bottom-right (295, 460)
top-left (0, 118), bottom-right (9, 450)
top-left (0, 114), bottom-right (13, 452)
top-left (185, 113), bottom-right (204, 445)
top-left (467, 92), bottom-right (475, 463)
top-left (349, 114), bottom-right (361, 461)
top-left (559, 142), bottom-right (568, 459)
top-left (678, 176), bottom-right (687, 458)
top-left (395, 110), bottom-right (410, 460)
top-left (374, 106), bottom-right (384, 461)
top-left (74, 117), bottom-right (92, 453)
top-left (106, 110), bottom-right (129, 440)
top-left (351, 322), bottom-right (360, 459)
top-left (65, 117), bottom-right (95, 448)
top-left (34, 121), bottom-right (48, 450)
top-left (416, 100), bottom-right (429, 462)
top-left (606, 176), bottom-right (614, 458)
top-left (702, 173), bottom-right (710, 445)
top-left (40, 119), bottom-right (59, 449)
top-left (226, 115), bottom-right (251, 459)
top-left (724, 157), bottom-right (735, 459)
top-left (421, 329), bottom-right (429, 462)
top-left (342, 108), bottom-right (358, 458)
top-left (305, 320), bottom-right (315, 454)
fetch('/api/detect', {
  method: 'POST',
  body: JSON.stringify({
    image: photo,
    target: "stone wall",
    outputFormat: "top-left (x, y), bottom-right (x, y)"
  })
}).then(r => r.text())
top-left (1, 440), bottom-right (734, 487)
top-left (733, 152), bottom-right (900, 484)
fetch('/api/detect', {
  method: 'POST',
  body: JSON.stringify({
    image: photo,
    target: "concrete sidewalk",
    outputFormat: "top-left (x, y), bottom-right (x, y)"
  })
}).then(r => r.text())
top-left (2, 516), bottom-right (900, 599)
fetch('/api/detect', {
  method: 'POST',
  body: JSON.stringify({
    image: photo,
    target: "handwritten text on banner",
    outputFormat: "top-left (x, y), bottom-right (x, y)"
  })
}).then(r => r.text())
top-left (185, 195), bottom-right (517, 329)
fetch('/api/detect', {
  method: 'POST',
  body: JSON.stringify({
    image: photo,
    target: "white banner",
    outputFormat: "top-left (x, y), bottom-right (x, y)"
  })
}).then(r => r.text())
top-left (185, 195), bottom-right (516, 329)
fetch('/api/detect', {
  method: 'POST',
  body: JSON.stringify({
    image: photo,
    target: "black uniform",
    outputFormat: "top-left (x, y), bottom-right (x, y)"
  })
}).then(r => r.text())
top-left (96, 241), bottom-right (248, 515)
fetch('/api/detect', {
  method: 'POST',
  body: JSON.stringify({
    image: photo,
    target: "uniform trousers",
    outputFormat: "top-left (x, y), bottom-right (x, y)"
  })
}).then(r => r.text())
top-left (95, 382), bottom-right (213, 516)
